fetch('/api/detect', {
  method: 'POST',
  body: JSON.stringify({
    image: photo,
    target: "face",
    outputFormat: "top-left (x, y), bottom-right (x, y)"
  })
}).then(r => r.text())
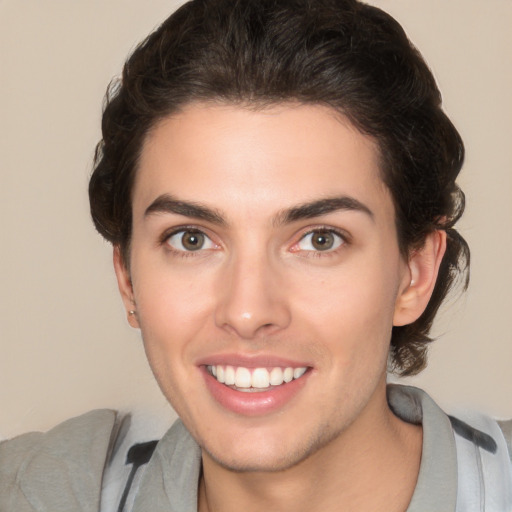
top-left (117, 103), bottom-right (416, 472)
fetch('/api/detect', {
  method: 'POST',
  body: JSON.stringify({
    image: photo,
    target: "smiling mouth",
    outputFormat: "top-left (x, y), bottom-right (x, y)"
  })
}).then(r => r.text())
top-left (206, 365), bottom-right (308, 392)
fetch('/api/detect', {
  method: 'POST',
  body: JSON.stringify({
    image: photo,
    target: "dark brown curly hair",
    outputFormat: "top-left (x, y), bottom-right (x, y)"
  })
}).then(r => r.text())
top-left (89, 0), bottom-right (469, 376)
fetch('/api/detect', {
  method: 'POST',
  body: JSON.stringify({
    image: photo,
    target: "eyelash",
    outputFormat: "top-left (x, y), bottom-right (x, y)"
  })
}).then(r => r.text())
top-left (160, 226), bottom-right (218, 258)
top-left (291, 227), bottom-right (349, 258)
top-left (159, 225), bottom-right (350, 258)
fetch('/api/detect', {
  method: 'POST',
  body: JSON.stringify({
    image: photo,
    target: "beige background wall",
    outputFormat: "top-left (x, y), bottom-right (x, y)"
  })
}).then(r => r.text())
top-left (1, 0), bottom-right (511, 439)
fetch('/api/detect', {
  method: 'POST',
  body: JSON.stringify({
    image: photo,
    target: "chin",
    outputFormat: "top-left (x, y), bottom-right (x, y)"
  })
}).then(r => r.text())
top-left (204, 446), bottom-right (305, 473)
top-left (200, 422), bottom-right (339, 473)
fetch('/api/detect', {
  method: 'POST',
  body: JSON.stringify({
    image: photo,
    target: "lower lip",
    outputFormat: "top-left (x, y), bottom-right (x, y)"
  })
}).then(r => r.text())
top-left (201, 367), bottom-right (310, 416)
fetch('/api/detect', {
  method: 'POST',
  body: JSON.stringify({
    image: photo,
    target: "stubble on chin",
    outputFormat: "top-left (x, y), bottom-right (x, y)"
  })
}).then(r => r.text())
top-left (199, 421), bottom-right (346, 474)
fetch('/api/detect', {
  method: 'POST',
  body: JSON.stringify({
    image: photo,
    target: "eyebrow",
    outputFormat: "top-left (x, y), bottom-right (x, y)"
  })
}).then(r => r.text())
top-left (144, 194), bottom-right (227, 225)
top-left (275, 196), bottom-right (374, 226)
top-left (144, 194), bottom-right (373, 226)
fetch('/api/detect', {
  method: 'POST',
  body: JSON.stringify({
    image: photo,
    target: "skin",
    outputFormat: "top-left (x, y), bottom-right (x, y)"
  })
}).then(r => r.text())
top-left (115, 102), bottom-right (446, 511)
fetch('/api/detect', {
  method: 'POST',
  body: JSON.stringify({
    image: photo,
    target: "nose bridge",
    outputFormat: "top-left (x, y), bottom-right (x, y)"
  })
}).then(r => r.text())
top-left (215, 243), bottom-right (290, 338)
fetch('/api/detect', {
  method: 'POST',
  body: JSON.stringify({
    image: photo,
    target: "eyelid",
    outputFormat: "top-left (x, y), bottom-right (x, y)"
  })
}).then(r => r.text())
top-left (160, 225), bottom-right (219, 252)
top-left (290, 226), bottom-right (350, 253)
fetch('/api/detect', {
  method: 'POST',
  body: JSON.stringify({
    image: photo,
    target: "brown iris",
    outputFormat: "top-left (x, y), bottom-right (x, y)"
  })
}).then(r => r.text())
top-left (181, 230), bottom-right (205, 251)
top-left (310, 230), bottom-right (335, 251)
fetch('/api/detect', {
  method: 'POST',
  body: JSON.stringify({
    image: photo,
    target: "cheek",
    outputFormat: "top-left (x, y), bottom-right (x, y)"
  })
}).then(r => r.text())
top-left (133, 251), bottom-right (215, 317)
top-left (130, 263), bottom-right (217, 416)
top-left (290, 261), bottom-right (400, 363)
top-left (301, 280), bottom-right (395, 411)
top-left (130, 257), bottom-right (217, 363)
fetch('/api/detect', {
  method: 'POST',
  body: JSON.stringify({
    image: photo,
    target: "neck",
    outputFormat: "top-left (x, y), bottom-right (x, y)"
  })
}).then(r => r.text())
top-left (198, 385), bottom-right (422, 512)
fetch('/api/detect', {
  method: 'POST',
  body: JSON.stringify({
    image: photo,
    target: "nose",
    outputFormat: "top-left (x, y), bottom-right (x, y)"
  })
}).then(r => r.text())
top-left (214, 251), bottom-right (291, 339)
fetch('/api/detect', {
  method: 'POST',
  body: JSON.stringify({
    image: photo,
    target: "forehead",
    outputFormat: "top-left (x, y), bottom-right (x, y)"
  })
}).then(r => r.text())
top-left (134, 102), bottom-right (393, 224)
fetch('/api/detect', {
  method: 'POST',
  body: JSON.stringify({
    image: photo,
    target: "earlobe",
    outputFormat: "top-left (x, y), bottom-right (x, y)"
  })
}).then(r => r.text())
top-left (113, 246), bottom-right (140, 329)
top-left (393, 230), bottom-right (447, 327)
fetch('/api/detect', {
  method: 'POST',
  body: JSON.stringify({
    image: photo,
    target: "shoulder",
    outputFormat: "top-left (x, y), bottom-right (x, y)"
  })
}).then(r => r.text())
top-left (388, 384), bottom-right (512, 511)
top-left (448, 410), bottom-right (512, 510)
top-left (100, 409), bottom-right (176, 512)
top-left (497, 418), bottom-right (512, 460)
top-left (0, 409), bottom-right (118, 512)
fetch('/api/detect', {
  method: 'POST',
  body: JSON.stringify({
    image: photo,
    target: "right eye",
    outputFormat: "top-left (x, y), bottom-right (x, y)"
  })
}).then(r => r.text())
top-left (296, 229), bottom-right (345, 252)
top-left (165, 229), bottom-right (216, 252)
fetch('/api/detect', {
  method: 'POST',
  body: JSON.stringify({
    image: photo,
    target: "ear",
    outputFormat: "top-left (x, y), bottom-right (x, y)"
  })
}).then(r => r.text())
top-left (113, 246), bottom-right (140, 329)
top-left (393, 230), bottom-right (447, 326)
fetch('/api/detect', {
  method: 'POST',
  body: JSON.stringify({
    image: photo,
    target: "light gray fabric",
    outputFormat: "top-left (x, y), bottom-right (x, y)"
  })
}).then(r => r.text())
top-left (452, 412), bottom-right (512, 511)
top-left (127, 385), bottom-right (509, 512)
top-left (2, 387), bottom-right (511, 511)
top-left (126, 385), bottom-right (458, 511)
top-left (392, 385), bottom-right (459, 511)
top-left (0, 409), bottom-right (117, 512)
top-left (497, 419), bottom-right (512, 461)
top-left (390, 385), bottom-right (512, 511)
top-left (99, 409), bottom-right (173, 512)
top-left (131, 420), bottom-right (201, 512)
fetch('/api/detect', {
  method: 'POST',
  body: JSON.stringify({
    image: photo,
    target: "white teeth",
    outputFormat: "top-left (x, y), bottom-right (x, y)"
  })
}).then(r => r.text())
top-left (269, 367), bottom-right (284, 386)
top-left (293, 367), bottom-right (306, 379)
top-left (283, 367), bottom-right (294, 383)
top-left (225, 365), bottom-right (236, 385)
top-left (208, 364), bottom-right (307, 389)
top-left (252, 368), bottom-right (270, 388)
top-left (235, 367), bottom-right (252, 388)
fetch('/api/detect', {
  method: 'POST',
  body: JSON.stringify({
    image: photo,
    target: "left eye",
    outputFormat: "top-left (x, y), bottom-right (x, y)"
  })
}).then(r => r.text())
top-left (165, 229), bottom-right (216, 252)
top-left (296, 230), bottom-right (344, 252)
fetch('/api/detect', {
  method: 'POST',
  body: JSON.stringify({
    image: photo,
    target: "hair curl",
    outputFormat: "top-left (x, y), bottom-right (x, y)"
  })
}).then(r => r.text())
top-left (89, 0), bottom-right (469, 376)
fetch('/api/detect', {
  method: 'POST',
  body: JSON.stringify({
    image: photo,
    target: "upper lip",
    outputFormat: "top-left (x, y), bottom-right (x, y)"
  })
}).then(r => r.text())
top-left (196, 353), bottom-right (312, 369)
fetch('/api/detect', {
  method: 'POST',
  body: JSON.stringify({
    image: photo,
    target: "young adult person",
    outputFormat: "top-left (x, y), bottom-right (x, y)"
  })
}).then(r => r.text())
top-left (1, 0), bottom-right (511, 511)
